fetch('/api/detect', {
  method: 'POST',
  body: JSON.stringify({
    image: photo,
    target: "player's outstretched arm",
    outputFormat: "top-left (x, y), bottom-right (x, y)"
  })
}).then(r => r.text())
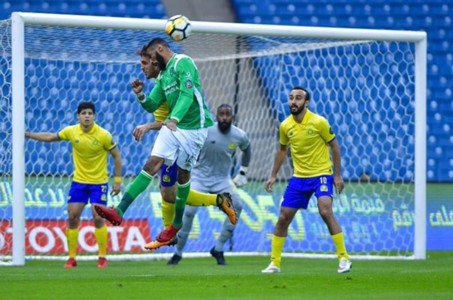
top-left (25, 132), bottom-right (59, 142)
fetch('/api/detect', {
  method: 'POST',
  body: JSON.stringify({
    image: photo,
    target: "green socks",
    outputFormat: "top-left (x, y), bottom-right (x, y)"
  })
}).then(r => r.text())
top-left (117, 171), bottom-right (153, 216)
top-left (172, 181), bottom-right (190, 228)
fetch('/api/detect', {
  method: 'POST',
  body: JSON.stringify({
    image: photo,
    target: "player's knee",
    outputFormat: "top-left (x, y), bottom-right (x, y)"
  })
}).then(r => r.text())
top-left (318, 203), bottom-right (333, 220)
top-left (277, 213), bottom-right (292, 228)
top-left (177, 230), bottom-right (189, 241)
top-left (143, 157), bottom-right (163, 175)
top-left (184, 207), bottom-right (197, 219)
top-left (224, 222), bottom-right (236, 233)
top-left (177, 168), bottom-right (190, 184)
top-left (93, 216), bottom-right (105, 227)
top-left (161, 188), bottom-right (176, 203)
top-left (67, 215), bottom-right (80, 227)
top-left (232, 199), bottom-right (243, 214)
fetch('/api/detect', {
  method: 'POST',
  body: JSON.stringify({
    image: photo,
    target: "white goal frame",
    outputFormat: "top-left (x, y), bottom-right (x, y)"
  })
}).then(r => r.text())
top-left (10, 12), bottom-right (427, 266)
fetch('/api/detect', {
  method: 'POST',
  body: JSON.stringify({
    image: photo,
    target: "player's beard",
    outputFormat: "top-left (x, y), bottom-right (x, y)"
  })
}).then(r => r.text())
top-left (218, 121), bottom-right (232, 133)
top-left (290, 101), bottom-right (306, 116)
top-left (156, 52), bottom-right (167, 71)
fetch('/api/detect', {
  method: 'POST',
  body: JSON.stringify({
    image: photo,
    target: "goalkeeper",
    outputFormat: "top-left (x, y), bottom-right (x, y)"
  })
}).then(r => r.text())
top-left (167, 104), bottom-right (251, 265)
top-left (262, 87), bottom-right (351, 274)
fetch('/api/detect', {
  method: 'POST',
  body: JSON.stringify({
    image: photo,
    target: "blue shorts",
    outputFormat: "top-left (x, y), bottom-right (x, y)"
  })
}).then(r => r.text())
top-left (160, 162), bottom-right (178, 187)
top-left (282, 175), bottom-right (334, 209)
top-left (68, 182), bottom-right (108, 205)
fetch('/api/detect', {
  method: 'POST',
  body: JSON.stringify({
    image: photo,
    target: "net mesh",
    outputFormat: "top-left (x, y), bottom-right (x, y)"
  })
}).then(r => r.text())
top-left (0, 19), bottom-right (416, 260)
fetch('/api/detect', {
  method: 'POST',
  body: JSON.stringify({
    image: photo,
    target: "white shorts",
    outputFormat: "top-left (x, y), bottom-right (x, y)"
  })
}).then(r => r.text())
top-left (151, 126), bottom-right (208, 171)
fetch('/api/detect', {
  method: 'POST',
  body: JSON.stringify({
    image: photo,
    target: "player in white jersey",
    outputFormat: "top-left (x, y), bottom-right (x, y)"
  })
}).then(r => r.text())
top-left (167, 104), bottom-right (251, 265)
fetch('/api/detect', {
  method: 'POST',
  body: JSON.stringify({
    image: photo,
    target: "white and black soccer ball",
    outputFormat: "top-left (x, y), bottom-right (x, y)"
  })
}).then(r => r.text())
top-left (165, 15), bottom-right (192, 41)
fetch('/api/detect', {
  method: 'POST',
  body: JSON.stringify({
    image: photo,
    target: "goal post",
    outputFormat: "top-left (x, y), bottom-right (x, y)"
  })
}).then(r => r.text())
top-left (3, 12), bottom-right (426, 265)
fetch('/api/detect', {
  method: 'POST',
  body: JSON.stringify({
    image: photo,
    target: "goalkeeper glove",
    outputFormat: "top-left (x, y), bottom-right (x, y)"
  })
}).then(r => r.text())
top-left (233, 166), bottom-right (248, 187)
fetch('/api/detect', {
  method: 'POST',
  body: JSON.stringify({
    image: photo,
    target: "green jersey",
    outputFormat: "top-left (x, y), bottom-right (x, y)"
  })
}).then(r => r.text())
top-left (139, 54), bottom-right (214, 130)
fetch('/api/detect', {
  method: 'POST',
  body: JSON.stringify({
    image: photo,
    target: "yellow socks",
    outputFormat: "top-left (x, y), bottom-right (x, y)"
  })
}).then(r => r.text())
top-left (186, 189), bottom-right (217, 206)
top-left (270, 235), bottom-right (286, 267)
top-left (95, 225), bottom-right (108, 258)
top-left (332, 232), bottom-right (349, 260)
top-left (66, 228), bottom-right (79, 258)
top-left (161, 200), bottom-right (175, 229)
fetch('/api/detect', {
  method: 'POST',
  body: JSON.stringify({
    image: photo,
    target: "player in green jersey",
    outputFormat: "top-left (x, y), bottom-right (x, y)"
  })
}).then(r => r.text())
top-left (95, 38), bottom-right (216, 247)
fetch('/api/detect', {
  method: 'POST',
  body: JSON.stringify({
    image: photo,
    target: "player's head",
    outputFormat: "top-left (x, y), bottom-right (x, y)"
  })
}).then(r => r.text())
top-left (138, 44), bottom-right (161, 79)
top-left (289, 86), bottom-right (310, 116)
top-left (77, 101), bottom-right (95, 127)
top-left (144, 38), bottom-right (172, 71)
top-left (216, 104), bottom-right (233, 133)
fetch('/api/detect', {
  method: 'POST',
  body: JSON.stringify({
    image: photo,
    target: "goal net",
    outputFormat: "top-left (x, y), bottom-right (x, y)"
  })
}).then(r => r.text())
top-left (1, 13), bottom-right (426, 264)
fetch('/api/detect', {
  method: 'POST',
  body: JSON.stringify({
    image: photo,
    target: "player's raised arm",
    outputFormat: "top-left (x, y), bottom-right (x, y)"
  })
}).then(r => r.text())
top-left (132, 50), bottom-right (165, 113)
top-left (132, 78), bottom-right (165, 113)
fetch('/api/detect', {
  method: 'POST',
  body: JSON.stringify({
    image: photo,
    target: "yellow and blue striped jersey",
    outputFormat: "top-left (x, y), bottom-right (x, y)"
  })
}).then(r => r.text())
top-left (58, 123), bottom-right (116, 184)
top-left (280, 109), bottom-right (335, 178)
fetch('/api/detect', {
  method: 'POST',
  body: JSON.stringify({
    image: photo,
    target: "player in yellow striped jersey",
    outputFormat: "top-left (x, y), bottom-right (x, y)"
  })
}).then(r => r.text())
top-left (94, 47), bottom-right (236, 249)
top-left (262, 87), bottom-right (352, 274)
top-left (25, 102), bottom-right (122, 269)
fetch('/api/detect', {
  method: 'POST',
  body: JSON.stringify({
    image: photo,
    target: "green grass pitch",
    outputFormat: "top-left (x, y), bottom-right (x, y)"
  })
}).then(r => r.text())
top-left (1, 252), bottom-right (452, 300)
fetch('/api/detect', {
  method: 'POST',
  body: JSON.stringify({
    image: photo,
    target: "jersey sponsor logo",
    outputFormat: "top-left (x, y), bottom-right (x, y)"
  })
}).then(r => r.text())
top-left (185, 79), bottom-right (193, 89)
top-left (163, 82), bottom-right (179, 95)
top-left (307, 128), bottom-right (314, 135)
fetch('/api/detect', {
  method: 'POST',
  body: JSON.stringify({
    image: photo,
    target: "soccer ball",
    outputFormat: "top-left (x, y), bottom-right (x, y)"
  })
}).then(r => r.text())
top-left (165, 15), bottom-right (192, 41)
